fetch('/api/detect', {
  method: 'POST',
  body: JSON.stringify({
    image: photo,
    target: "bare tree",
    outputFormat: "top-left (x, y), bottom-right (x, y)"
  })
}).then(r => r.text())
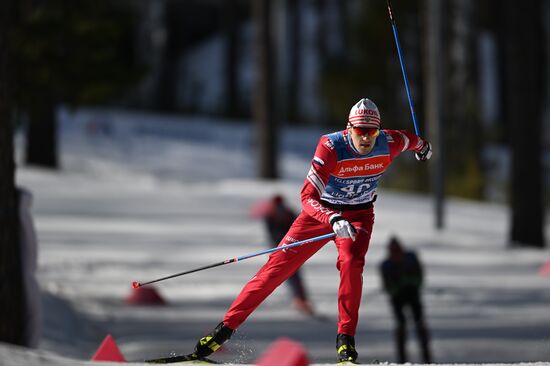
top-left (285, 0), bottom-right (301, 122)
top-left (253, 0), bottom-right (278, 179)
top-left (423, 0), bottom-right (446, 229)
top-left (25, 95), bottom-right (58, 168)
top-left (223, 0), bottom-right (240, 117)
top-left (0, 0), bottom-right (26, 346)
top-left (501, 0), bottom-right (545, 247)
top-left (444, 0), bottom-right (483, 199)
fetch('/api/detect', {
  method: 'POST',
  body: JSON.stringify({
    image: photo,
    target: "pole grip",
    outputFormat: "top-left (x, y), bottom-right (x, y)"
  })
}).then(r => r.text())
top-left (387, 0), bottom-right (395, 22)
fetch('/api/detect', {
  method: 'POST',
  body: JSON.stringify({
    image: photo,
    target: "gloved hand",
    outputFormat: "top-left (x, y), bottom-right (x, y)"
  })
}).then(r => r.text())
top-left (329, 214), bottom-right (356, 241)
top-left (415, 140), bottom-right (432, 161)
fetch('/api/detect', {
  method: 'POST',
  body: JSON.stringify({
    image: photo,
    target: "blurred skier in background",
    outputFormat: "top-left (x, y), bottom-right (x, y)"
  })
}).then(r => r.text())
top-left (380, 236), bottom-right (432, 363)
top-left (184, 98), bottom-right (432, 364)
top-left (259, 194), bottom-right (316, 316)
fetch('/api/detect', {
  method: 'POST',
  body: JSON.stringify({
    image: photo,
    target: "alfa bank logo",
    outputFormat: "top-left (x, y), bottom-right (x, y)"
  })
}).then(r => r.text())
top-left (334, 155), bottom-right (390, 177)
top-left (338, 163), bottom-right (384, 175)
top-left (365, 163), bottom-right (384, 169)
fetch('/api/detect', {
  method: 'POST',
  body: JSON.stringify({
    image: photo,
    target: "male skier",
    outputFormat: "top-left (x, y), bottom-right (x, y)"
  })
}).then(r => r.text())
top-left (186, 98), bottom-right (432, 364)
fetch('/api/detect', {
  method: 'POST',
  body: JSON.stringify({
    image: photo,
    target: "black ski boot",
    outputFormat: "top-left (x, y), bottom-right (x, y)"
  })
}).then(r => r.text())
top-left (193, 322), bottom-right (235, 358)
top-left (336, 333), bottom-right (358, 364)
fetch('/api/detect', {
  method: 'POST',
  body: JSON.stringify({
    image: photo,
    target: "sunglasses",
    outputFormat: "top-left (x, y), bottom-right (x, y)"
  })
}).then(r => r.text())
top-left (352, 127), bottom-right (380, 137)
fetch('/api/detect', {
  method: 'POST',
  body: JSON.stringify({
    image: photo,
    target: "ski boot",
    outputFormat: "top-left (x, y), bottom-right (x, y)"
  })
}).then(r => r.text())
top-left (336, 333), bottom-right (358, 364)
top-left (193, 322), bottom-right (235, 358)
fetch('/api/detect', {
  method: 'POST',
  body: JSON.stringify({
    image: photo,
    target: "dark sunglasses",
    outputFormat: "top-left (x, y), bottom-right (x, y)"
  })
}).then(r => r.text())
top-left (353, 127), bottom-right (380, 137)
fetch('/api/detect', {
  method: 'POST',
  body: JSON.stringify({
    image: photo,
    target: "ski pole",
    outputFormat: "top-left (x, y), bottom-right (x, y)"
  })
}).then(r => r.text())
top-left (132, 232), bottom-right (336, 288)
top-left (386, 0), bottom-right (421, 136)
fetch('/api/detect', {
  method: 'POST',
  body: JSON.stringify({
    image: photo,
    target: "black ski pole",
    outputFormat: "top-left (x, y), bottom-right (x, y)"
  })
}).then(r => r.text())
top-left (132, 232), bottom-right (335, 288)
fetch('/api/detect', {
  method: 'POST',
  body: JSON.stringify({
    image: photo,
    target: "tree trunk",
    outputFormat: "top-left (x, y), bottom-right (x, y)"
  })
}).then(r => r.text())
top-left (285, 0), bottom-right (301, 122)
top-left (25, 96), bottom-right (58, 169)
top-left (223, 0), bottom-right (239, 117)
top-left (253, 0), bottom-right (278, 179)
top-left (154, 0), bottom-right (178, 111)
top-left (314, 0), bottom-right (327, 64)
top-left (423, 0), bottom-right (446, 229)
top-left (501, 0), bottom-right (545, 248)
top-left (335, 0), bottom-right (349, 64)
top-left (0, 0), bottom-right (27, 346)
top-left (445, 0), bottom-right (483, 199)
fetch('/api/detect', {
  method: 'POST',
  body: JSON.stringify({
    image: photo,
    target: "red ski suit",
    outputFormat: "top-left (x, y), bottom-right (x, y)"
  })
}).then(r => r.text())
top-left (224, 129), bottom-right (424, 336)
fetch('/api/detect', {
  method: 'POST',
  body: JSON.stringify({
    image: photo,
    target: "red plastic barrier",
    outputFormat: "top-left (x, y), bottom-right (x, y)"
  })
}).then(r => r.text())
top-left (254, 337), bottom-right (309, 366)
top-left (125, 286), bottom-right (166, 305)
top-left (91, 334), bottom-right (126, 362)
top-left (539, 258), bottom-right (550, 276)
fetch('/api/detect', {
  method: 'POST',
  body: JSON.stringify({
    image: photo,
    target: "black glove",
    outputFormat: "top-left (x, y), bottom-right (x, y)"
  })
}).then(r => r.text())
top-left (415, 140), bottom-right (432, 162)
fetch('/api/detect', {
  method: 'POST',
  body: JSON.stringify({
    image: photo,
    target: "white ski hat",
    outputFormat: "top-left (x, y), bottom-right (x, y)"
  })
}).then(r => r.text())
top-left (348, 98), bottom-right (381, 129)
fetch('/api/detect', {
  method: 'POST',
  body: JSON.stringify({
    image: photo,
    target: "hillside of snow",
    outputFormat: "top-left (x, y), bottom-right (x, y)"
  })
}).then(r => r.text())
top-left (5, 108), bottom-right (550, 365)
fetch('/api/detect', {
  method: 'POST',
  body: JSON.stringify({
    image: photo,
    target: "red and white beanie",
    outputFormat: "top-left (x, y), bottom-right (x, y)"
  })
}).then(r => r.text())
top-left (348, 98), bottom-right (381, 129)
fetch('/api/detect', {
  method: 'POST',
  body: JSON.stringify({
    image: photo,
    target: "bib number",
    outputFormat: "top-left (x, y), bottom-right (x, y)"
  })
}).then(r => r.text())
top-left (341, 183), bottom-right (371, 196)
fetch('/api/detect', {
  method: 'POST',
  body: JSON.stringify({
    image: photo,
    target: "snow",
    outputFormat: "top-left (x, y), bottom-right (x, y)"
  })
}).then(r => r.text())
top-left (4, 107), bottom-right (550, 366)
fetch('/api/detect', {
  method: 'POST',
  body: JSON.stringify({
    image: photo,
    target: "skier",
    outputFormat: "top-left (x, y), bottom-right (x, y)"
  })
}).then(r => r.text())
top-left (262, 194), bottom-right (316, 316)
top-left (380, 236), bottom-right (432, 363)
top-left (187, 98), bottom-right (432, 364)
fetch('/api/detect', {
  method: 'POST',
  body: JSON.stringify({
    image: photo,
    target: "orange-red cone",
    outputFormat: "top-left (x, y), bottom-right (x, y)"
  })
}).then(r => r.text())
top-left (125, 285), bottom-right (166, 305)
top-left (91, 334), bottom-right (126, 362)
top-left (255, 337), bottom-right (309, 366)
top-left (539, 258), bottom-right (550, 276)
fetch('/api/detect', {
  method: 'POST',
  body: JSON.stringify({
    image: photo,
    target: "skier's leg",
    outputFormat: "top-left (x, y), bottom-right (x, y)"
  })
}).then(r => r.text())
top-left (416, 321), bottom-right (432, 363)
top-left (334, 209), bottom-right (374, 336)
top-left (410, 293), bottom-right (432, 363)
top-left (391, 298), bottom-right (407, 363)
top-left (287, 269), bottom-right (306, 300)
top-left (287, 269), bottom-right (315, 315)
top-left (193, 215), bottom-right (329, 358)
top-left (223, 213), bottom-right (330, 329)
top-left (395, 323), bottom-right (407, 363)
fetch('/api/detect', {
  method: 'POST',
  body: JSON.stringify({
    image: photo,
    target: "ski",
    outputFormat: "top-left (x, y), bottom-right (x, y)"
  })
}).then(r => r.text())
top-left (145, 353), bottom-right (220, 364)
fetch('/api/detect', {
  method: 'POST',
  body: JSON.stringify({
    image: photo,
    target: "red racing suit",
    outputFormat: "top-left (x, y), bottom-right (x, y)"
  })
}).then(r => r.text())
top-left (223, 129), bottom-right (425, 336)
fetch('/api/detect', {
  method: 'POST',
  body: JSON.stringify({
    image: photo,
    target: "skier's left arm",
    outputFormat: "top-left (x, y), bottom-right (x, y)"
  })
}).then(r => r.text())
top-left (384, 129), bottom-right (432, 162)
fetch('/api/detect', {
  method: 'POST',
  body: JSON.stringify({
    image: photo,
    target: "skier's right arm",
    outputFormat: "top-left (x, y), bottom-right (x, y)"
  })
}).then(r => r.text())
top-left (299, 136), bottom-right (339, 224)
